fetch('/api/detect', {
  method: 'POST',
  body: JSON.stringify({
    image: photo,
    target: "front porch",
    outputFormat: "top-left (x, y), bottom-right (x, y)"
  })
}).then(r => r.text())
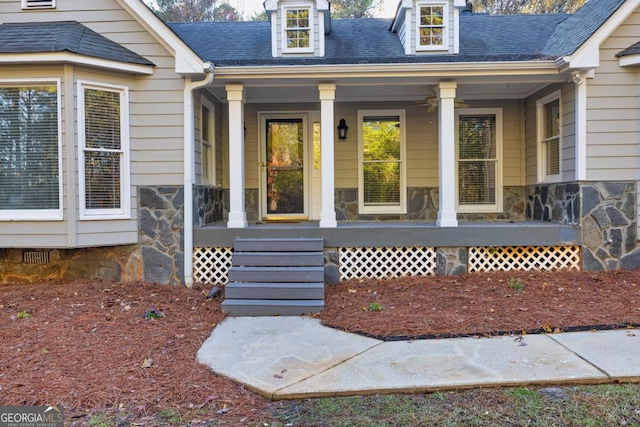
top-left (193, 220), bottom-right (582, 286)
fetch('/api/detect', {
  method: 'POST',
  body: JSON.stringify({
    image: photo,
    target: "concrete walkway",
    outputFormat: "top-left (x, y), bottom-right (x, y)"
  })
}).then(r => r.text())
top-left (197, 317), bottom-right (640, 400)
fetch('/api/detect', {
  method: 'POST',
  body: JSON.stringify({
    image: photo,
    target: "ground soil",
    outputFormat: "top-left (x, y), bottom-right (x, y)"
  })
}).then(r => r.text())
top-left (0, 269), bottom-right (639, 425)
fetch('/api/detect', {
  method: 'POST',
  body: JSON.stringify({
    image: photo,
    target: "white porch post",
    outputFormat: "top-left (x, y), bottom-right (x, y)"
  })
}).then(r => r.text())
top-left (437, 81), bottom-right (458, 227)
top-left (226, 84), bottom-right (248, 228)
top-left (318, 83), bottom-right (337, 228)
top-left (574, 71), bottom-right (587, 181)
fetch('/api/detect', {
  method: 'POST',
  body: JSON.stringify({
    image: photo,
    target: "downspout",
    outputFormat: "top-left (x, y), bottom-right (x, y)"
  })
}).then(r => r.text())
top-left (183, 65), bottom-right (214, 287)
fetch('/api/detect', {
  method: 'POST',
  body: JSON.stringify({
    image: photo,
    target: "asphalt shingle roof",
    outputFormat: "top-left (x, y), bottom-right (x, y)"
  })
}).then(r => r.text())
top-left (0, 21), bottom-right (154, 66)
top-left (617, 41), bottom-right (640, 57)
top-left (542, 0), bottom-right (626, 56)
top-left (169, 13), bottom-right (568, 67)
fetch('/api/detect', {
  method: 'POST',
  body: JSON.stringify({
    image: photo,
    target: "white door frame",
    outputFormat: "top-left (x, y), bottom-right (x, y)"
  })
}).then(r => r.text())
top-left (258, 112), bottom-right (310, 220)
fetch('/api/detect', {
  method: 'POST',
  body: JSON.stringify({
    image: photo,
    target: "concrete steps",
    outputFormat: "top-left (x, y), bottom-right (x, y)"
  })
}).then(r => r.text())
top-left (222, 238), bottom-right (325, 316)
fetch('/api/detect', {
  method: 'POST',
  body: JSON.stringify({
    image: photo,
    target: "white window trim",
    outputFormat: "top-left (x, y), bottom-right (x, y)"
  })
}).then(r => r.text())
top-left (281, 3), bottom-right (314, 54)
top-left (77, 80), bottom-right (131, 220)
top-left (21, 0), bottom-right (56, 9)
top-left (536, 90), bottom-right (562, 183)
top-left (455, 108), bottom-right (503, 214)
top-left (201, 98), bottom-right (216, 186)
top-left (357, 109), bottom-right (407, 215)
top-left (0, 78), bottom-right (63, 221)
top-left (416, 2), bottom-right (449, 52)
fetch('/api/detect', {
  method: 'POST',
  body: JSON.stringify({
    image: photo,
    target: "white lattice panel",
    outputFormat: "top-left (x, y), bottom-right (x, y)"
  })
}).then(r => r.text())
top-left (340, 246), bottom-right (436, 280)
top-left (468, 246), bottom-right (581, 272)
top-left (193, 247), bottom-right (233, 285)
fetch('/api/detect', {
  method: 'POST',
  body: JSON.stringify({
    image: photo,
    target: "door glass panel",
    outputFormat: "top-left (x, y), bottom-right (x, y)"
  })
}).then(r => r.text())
top-left (266, 119), bottom-right (304, 215)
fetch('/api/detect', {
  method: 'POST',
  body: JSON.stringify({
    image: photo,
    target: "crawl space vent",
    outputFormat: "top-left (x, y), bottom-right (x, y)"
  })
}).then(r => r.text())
top-left (23, 250), bottom-right (50, 265)
top-left (22, 0), bottom-right (56, 9)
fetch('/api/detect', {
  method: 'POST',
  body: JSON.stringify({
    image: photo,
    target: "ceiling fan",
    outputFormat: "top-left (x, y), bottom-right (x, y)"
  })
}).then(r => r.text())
top-left (411, 93), bottom-right (469, 113)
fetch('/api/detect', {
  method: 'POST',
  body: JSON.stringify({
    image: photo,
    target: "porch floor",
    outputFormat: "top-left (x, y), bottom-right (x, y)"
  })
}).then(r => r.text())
top-left (194, 220), bottom-right (581, 248)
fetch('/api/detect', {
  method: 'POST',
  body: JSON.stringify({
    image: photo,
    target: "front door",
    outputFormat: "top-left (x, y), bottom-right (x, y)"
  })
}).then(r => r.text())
top-left (260, 114), bottom-right (308, 220)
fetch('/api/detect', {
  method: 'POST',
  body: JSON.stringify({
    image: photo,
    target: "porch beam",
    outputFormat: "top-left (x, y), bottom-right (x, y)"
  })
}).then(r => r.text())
top-left (437, 81), bottom-right (458, 227)
top-left (226, 84), bottom-right (248, 228)
top-left (318, 83), bottom-right (337, 228)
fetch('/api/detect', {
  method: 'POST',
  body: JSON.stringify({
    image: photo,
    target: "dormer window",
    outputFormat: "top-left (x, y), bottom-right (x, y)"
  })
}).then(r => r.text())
top-left (21, 0), bottom-right (55, 9)
top-left (417, 2), bottom-right (448, 50)
top-left (282, 6), bottom-right (313, 53)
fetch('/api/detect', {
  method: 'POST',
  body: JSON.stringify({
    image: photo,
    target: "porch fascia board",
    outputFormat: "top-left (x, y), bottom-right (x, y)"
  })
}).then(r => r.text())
top-left (210, 61), bottom-right (563, 80)
top-left (194, 222), bottom-right (582, 248)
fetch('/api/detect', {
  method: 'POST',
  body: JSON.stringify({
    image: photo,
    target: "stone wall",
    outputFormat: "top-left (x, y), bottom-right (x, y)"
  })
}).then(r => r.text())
top-left (0, 246), bottom-right (141, 284)
top-left (138, 186), bottom-right (185, 285)
top-left (436, 247), bottom-right (467, 275)
top-left (194, 185), bottom-right (224, 225)
top-left (527, 182), bottom-right (580, 225)
top-left (335, 187), bottom-right (526, 221)
top-left (580, 182), bottom-right (640, 271)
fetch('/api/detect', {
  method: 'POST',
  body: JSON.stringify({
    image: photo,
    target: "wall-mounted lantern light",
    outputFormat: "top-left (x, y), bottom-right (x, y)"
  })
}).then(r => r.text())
top-left (337, 118), bottom-right (348, 140)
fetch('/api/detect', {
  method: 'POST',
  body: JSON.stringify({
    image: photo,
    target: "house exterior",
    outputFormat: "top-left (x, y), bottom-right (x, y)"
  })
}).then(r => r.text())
top-left (1, 0), bottom-right (640, 292)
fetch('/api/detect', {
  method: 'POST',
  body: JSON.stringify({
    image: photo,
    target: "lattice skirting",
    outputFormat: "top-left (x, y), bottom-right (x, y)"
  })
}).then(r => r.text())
top-left (193, 247), bottom-right (233, 285)
top-left (340, 246), bottom-right (437, 280)
top-left (468, 246), bottom-right (581, 272)
top-left (193, 245), bottom-right (581, 284)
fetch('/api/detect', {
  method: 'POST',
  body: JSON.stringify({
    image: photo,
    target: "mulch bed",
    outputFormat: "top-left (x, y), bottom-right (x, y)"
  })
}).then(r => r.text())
top-left (1, 269), bottom-right (639, 424)
top-left (319, 269), bottom-right (640, 340)
top-left (0, 280), bottom-right (274, 425)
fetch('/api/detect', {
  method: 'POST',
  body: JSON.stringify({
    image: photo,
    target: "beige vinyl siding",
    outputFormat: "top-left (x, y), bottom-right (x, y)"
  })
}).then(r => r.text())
top-left (585, 9), bottom-right (640, 182)
top-left (0, 0), bottom-right (187, 248)
top-left (561, 83), bottom-right (576, 181)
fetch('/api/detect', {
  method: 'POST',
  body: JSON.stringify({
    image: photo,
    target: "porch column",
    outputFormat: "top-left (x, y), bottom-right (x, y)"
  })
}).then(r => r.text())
top-left (318, 83), bottom-right (337, 228)
top-left (226, 84), bottom-right (248, 228)
top-left (574, 71), bottom-right (587, 181)
top-left (437, 81), bottom-right (458, 227)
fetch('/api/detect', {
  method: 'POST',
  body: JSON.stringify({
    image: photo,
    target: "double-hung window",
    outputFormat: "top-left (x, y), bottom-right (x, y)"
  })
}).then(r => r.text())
top-left (457, 108), bottom-right (503, 213)
top-left (283, 6), bottom-right (312, 53)
top-left (78, 80), bottom-right (130, 219)
top-left (201, 99), bottom-right (215, 186)
top-left (417, 2), bottom-right (447, 51)
top-left (537, 91), bottom-right (561, 182)
top-left (358, 110), bottom-right (406, 214)
top-left (0, 80), bottom-right (62, 220)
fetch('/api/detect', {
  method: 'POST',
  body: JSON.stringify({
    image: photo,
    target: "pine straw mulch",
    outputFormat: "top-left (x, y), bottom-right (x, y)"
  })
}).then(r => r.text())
top-left (0, 280), bottom-right (275, 426)
top-left (1, 269), bottom-right (640, 425)
top-left (319, 269), bottom-right (640, 340)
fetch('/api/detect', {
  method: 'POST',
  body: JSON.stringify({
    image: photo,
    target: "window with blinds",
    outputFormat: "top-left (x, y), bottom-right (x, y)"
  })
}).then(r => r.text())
top-left (0, 83), bottom-right (61, 219)
top-left (79, 82), bottom-right (129, 219)
top-left (543, 99), bottom-right (560, 176)
top-left (201, 102), bottom-right (214, 185)
top-left (457, 109), bottom-right (503, 213)
top-left (537, 91), bottom-right (561, 182)
top-left (359, 111), bottom-right (406, 214)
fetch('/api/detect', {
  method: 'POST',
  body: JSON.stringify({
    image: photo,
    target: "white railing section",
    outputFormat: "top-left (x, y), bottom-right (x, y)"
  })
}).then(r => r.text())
top-left (468, 246), bottom-right (581, 272)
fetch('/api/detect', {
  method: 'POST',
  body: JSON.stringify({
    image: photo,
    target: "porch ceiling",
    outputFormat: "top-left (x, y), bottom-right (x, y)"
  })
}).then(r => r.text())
top-left (209, 73), bottom-right (568, 104)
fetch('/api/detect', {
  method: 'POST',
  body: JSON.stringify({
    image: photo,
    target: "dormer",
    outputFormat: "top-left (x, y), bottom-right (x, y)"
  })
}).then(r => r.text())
top-left (264, 0), bottom-right (331, 58)
top-left (391, 0), bottom-right (466, 55)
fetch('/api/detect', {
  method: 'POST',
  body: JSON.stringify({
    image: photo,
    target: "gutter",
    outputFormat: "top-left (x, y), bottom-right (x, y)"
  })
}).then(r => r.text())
top-left (183, 64), bottom-right (214, 287)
